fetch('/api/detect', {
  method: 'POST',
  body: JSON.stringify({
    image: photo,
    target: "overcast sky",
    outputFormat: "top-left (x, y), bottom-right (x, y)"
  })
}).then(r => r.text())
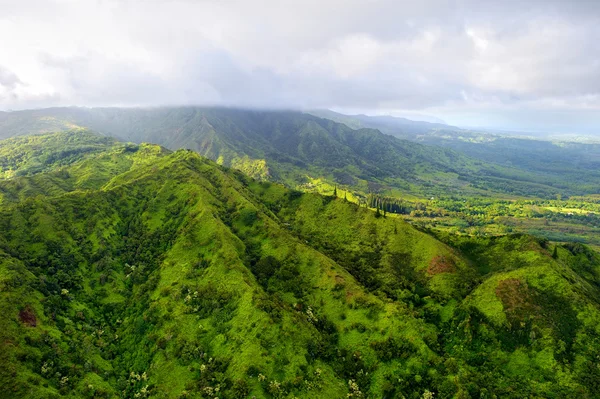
top-left (1, 0), bottom-right (599, 133)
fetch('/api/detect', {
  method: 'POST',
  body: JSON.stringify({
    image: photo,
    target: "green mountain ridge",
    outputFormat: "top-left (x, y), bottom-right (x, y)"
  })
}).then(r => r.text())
top-left (1, 106), bottom-right (593, 198)
top-left (1, 131), bottom-right (600, 398)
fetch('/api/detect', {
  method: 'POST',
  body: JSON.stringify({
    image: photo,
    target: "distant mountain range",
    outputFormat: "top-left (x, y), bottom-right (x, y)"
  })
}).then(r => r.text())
top-left (308, 109), bottom-right (453, 132)
top-left (1, 106), bottom-right (600, 198)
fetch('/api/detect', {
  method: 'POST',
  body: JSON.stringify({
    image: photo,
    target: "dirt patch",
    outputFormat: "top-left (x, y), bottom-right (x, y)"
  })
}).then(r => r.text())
top-left (19, 306), bottom-right (37, 327)
top-left (495, 278), bottom-right (538, 327)
top-left (427, 255), bottom-right (456, 275)
top-left (345, 290), bottom-right (355, 302)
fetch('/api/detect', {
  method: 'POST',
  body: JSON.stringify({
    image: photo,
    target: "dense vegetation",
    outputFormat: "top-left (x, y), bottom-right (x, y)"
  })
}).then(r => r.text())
top-left (1, 131), bottom-right (600, 398)
top-left (312, 110), bottom-right (600, 197)
top-left (3, 107), bottom-right (600, 199)
top-left (0, 131), bottom-right (118, 179)
top-left (364, 193), bottom-right (600, 250)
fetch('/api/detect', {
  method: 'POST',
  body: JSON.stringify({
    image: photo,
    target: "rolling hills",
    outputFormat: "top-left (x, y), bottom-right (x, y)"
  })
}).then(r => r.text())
top-left (1, 131), bottom-right (600, 398)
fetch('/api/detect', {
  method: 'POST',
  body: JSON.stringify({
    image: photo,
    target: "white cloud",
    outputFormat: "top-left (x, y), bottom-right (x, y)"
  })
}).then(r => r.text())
top-left (0, 0), bottom-right (599, 132)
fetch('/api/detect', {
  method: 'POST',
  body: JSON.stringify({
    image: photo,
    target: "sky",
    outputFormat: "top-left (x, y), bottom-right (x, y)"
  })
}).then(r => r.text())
top-left (0, 0), bottom-right (599, 134)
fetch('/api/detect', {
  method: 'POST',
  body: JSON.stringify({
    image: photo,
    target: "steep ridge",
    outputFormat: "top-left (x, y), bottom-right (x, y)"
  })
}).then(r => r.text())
top-left (1, 132), bottom-right (600, 398)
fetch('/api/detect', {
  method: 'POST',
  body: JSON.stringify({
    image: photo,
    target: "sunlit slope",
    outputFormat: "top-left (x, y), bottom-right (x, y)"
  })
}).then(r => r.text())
top-left (0, 131), bottom-right (170, 204)
top-left (0, 133), bottom-right (599, 398)
top-left (0, 148), bottom-right (450, 398)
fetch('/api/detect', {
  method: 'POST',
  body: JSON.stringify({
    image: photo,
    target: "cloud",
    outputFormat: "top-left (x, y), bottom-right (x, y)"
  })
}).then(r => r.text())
top-left (0, 0), bottom-right (599, 132)
top-left (0, 65), bottom-right (24, 103)
top-left (0, 66), bottom-right (22, 90)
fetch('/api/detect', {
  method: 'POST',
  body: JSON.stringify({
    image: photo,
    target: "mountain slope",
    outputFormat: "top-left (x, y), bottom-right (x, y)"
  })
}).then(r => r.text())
top-left (0, 130), bottom-right (119, 179)
top-left (0, 131), bottom-right (170, 205)
top-left (311, 110), bottom-right (600, 196)
top-left (0, 106), bottom-right (589, 198)
top-left (1, 132), bottom-right (600, 398)
top-left (308, 109), bottom-right (455, 135)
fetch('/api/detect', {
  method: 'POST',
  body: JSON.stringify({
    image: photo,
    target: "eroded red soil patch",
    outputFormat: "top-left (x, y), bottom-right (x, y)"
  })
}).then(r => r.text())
top-left (495, 278), bottom-right (538, 327)
top-left (19, 306), bottom-right (37, 327)
top-left (427, 255), bottom-right (456, 275)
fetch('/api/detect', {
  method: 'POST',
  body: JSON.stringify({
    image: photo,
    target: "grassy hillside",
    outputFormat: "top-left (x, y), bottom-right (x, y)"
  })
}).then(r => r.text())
top-left (1, 132), bottom-right (600, 398)
top-left (0, 131), bottom-right (169, 205)
top-left (0, 130), bottom-right (119, 179)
